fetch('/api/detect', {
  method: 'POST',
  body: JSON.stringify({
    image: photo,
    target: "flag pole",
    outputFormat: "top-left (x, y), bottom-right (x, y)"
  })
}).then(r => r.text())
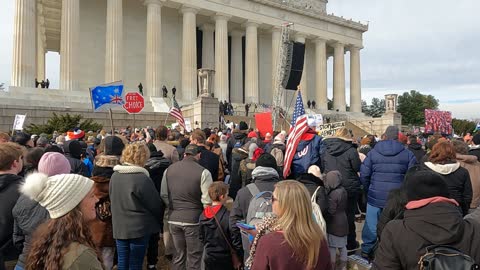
top-left (109, 109), bottom-right (114, 134)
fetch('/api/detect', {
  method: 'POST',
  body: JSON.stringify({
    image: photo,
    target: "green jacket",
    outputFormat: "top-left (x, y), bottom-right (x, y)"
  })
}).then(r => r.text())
top-left (62, 242), bottom-right (103, 270)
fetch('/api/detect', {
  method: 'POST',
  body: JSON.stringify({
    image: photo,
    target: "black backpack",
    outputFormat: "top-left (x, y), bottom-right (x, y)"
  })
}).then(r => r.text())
top-left (418, 245), bottom-right (479, 270)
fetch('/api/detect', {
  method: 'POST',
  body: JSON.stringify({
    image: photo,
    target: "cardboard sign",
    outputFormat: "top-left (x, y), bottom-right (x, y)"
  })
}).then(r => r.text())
top-left (13, 114), bottom-right (26, 130)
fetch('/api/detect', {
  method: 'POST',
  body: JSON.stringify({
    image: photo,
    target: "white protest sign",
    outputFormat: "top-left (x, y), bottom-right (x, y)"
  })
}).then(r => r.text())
top-left (13, 114), bottom-right (27, 131)
top-left (185, 119), bottom-right (192, 132)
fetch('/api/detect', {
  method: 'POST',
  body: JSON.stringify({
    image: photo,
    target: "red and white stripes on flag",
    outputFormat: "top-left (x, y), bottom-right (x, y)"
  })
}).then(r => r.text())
top-left (283, 115), bottom-right (309, 179)
top-left (169, 97), bottom-right (186, 131)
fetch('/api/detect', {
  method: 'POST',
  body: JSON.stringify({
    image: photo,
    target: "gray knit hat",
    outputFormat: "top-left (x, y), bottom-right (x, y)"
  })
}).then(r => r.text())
top-left (384, 126), bottom-right (399, 140)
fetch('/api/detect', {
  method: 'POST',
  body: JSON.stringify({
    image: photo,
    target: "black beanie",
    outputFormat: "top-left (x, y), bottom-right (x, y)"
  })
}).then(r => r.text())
top-left (255, 153), bottom-right (278, 171)
top-left (63, 140), bottom-right (82, 159)
top-left (239, 121), bottom-right (248, 131)
top-left (104, 136), bottom-right (125, 156)
top-left (405, 167), bottom-right (450, 201)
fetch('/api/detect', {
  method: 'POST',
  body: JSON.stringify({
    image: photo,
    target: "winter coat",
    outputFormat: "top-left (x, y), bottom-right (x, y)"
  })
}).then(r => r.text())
top-left (269, 143), bottom-right (285, 168)
top-left (423, 162), bottom-right (472, 215)
top-left (469, 146), bottom-right (480, 162)
top-left (63, 140), bottom-right (89, 177)
top-left (0, 174), bottom-right (22, 261)
top-left (360, 140), bottom-right (417, 208)
top-left (92, 155), bottom-right (121, 178)
top-left (226, 130), bottom-right (248, 171)
top-left (251, 232), bottom-right (331, 270)
top-left (373, 201), bottom-right (480, 270)
top-left (199, 205), bottom-right (240, 269)
top-left (88, 176), bottom-right (114, 248)
top-left (199, 145), bottom-right (220, 183)
top-left (145, 151), bottom-right (171, 192)
top-left (324, 171), bottom-right (348, 237)
top-left (457, 154), bottom-right (480, 209)
top-left (229, 166), bottom-right (279, 258)
top-left (109, 165), bottom-right (165, 239)
top-left (239, 158), bottom-right (256, 188)
top-left (219, 142), bottom-right (228, 165)
top-left (376, 188), bottom-right (408, 241)
top-left (407, 142), bottom-right (426, 163)
top-left (12, 195), bottom-right (49, 268)
top-left (228, 148), bottom-right (249, 199)
top-left (322, 137), bottom-right (362, 194)
top-left (61, 242), bottom-right (103, 270)
top-left (291, 134), bottom-right (323, 179)
top-left (297, 174), bottom-right (328, 215)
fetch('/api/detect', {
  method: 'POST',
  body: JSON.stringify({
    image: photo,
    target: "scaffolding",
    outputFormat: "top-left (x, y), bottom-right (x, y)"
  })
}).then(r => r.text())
top-left (272, 23), bottom-right (293, 131)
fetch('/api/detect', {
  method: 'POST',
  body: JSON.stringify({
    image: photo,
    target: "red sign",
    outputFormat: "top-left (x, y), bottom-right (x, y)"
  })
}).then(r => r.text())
top-left (255, 112), bottom-right (273, 139)
top-left (123, 92), bottom-right (144, 114)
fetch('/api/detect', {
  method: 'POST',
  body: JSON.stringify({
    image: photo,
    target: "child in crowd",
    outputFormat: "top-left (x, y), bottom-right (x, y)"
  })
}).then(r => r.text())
top-left (324, 171), bottom-right (349, 270)
top-left (199, 182), bottom-right (242, 270)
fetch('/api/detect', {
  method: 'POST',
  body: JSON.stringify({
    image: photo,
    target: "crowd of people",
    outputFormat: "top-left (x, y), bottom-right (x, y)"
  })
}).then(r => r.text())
top-left (1, 121), bottom-right (480, 270)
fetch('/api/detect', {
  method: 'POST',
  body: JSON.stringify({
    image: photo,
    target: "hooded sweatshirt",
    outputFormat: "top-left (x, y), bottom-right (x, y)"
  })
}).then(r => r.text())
top-left (373, 201), bottom-right (480, 270)
top-left (0, 174), bottom-right (22, 261)
top-left (324, 171), bottom-right (348, 237)
top-left (457, 154), bottom-right (480, 208)
top-left (424, 162), bottom-right (472, 215)
top-left (63, 140), bottom-right (89, 177)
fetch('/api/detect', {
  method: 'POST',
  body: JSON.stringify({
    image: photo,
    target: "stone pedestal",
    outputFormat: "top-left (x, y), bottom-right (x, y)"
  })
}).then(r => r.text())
top-left (192, 96), bottom-right (219, 129)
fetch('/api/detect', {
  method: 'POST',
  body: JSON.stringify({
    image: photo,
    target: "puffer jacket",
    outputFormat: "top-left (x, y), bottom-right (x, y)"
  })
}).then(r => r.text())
top-left (12, 196), bottom-right (50, 268)
top-left (373, 201), bottom-right (480, 270)
top-left (322, 137), bottom-right (362, 194)
top-left (228, 148), bottom-right (248, 199)
top-left (226, 130), bottom-right (248, 171)
top-left (290, 133), bottom-right (323, 179)
top-left (324, 171), bottom-right (348, 237)
top-left (423, 162), bottom-right (472, 216)
top-left (360, 140), bottom-right (416, 208)
top-left (457, 154), bottom-right (480, 209)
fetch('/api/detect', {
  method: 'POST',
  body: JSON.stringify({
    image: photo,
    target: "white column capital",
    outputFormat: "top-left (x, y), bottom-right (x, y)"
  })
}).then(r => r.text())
top-left (143, 0), bottom-right (165, 6)
top-left (180, 6), bottom-right (198, 15)
top-left (271, 26), bottom-right (282, 33)
top-left (213, 13), bottom-right (231, 21)
top-left (332, 41), bottom-right (345, 49)
top-left (230, 29), bottom-right (245, 37)
top-left (244, 21), bottom-right (260, 28)
top-left (314, 37), bottom-right (327, 44)
top-left (200, 23), bottom-right (215, 32)
top-left (294, 32), bottom-right (307, 43)
top-left (347, 44), bottom-right (363, 51)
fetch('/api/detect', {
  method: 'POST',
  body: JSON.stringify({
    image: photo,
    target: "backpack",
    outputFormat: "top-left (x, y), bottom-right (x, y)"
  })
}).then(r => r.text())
top-left (418, 245), bottom-right (479, 270)
top-left (233, 139), bottom-right (244, 149)
top-left (311, 186), bottom-right (327, 234)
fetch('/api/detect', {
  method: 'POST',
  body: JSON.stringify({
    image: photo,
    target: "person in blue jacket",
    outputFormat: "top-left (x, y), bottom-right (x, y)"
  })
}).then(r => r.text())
top-left (360, 126), bottom-right (416, 258)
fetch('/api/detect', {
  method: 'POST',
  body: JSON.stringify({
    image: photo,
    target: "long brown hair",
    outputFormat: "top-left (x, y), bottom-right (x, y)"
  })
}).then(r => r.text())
top-left (25, 207), bottom-right (102, 270)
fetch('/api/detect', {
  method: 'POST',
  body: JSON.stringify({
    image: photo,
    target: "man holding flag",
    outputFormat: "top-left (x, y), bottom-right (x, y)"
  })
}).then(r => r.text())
top-left (169, 95), bottom-right (186, 132)
top-left (283, 89), bottom-right (324, 179)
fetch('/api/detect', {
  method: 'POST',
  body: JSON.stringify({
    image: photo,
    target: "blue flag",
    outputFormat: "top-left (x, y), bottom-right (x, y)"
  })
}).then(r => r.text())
top-left (291, 90), bottom-right (306, 127)
top-left (90, 83), bottom-right (124, 112)
top-left (475, 122), bottom-right (480, 132)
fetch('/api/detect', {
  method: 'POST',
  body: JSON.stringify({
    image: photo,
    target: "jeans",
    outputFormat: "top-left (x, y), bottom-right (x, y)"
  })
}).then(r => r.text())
top-left (147, 233), bottom-right (160, 266)
top-left (14, 265), bottom-right (24, 270)
top-left (346, 192), bottom-right (359, 249)
top-left (361, 204), bottom-right (382, 254)
top-left (116, 236), bottom-right (149, 270)
top-left (170, 224), bottom-right (203, 270)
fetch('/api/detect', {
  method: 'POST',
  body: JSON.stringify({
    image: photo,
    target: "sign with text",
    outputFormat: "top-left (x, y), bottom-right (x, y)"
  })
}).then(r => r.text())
top-left (13, 114), bottom-right (26, 130)
top-left (123, 92), bottom-right (144, 114)
top-left (317, 121), bottom-right (346, 137)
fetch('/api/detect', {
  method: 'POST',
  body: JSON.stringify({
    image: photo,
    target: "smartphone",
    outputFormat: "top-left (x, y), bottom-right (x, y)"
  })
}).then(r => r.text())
top-left (236, 222), bottom-right (255, 230)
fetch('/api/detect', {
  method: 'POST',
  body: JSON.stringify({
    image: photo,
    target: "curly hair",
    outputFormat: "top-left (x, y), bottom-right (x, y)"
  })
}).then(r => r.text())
top-left (429, 141), bottom-right (457, 164)
top-left (25, 207), bottom-right (102, 270)
top-left (120, 142), bottom-right (150, 167)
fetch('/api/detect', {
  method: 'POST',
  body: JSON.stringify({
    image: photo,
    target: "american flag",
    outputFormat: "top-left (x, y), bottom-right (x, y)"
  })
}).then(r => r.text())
top-left (291, 90), bottom-right (306, 126)
top-left (169, 96), bottom-right (186, 131)
top-left (283, 91), bottom-right (308, 178)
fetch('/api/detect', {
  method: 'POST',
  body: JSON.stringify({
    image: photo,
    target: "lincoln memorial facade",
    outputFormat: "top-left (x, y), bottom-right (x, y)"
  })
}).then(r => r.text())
top-left (10, 0), bottom-right (368, 112)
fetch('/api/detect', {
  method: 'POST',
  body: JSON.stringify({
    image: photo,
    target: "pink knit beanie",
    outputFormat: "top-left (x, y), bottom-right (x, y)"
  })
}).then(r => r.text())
top-left (38, 152), bottom-right (71, 176)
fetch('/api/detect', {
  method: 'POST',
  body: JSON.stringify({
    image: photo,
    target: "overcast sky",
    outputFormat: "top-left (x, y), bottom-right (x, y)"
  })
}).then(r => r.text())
top-left (1, 0), bottom-right (479, 119)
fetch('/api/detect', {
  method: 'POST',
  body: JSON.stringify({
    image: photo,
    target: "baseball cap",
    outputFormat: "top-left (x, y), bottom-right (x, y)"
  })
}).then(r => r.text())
top-left (185, 144), bottom-right (200, 156)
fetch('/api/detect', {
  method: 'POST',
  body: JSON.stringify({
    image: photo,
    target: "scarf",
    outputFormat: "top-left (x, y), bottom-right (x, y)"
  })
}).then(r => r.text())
top-left (245, 216), bottom-right (281, 268)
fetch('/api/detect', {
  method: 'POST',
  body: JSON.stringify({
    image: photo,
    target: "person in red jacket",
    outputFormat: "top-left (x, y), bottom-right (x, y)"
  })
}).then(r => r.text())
top-left (247, 180), bottom-right (332, 270)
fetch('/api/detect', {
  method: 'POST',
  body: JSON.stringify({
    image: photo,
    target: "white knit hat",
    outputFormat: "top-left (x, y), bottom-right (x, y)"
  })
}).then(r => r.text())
top-left (21, 173), bottom-right (94, 218)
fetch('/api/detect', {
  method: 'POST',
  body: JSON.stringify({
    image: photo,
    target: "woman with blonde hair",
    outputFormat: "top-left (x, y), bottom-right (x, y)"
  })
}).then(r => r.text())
top-left (109, 142), bottom-right (165, 270)
top-left (248, 180), bottom-right (331, 270)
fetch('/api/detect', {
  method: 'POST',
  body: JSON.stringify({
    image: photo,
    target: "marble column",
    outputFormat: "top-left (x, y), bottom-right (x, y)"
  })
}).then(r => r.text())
top-left (181, 7), bottom-right (198, 101)
top-left (36, 23), bottom-right (45, 81)
top-left (214, 14), bottom-right (230, 102)
top-left (271, 27), bottom-right (282, 106)
top-left (333, 42), bottom-right (346, 112)
top-left (145, 0), bottom-right (163, 97)
top-left (11, 0), bottom-right (36, 87)
top-left (245, 21), bottom-right (259, 104)
top-left (230, 30), bottom-right (244, 103)
top-left (105, 0), bottom-right (123, 83)
top-left (315, 38), bottom-right (328, 111)
top-left (201, 24), bottom-right (215, 69)
top-left (60, 0), bottom-right (80, 90)
top-left (350, 46), bottom-right (362, 113)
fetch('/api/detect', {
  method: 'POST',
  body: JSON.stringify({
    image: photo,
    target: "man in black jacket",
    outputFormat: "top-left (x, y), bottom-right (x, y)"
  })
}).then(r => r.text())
top-left (470, 134), bottom-right (480, 161)
top-left (63, 140), bottom-right (89, 177)
top-left (0, 143), bottom-right (24, 270)
top-left (191, 130), bottom-right (219, 182)
top-left (407, 135), bottom-right (426, 163)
